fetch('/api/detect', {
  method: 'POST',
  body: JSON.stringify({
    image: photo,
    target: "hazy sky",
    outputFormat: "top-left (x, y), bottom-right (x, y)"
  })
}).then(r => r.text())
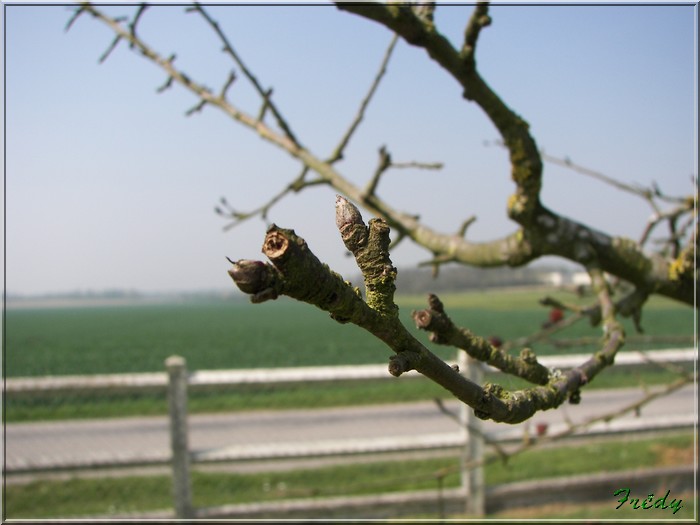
top-left (3, 2), bottom-right (697, 296)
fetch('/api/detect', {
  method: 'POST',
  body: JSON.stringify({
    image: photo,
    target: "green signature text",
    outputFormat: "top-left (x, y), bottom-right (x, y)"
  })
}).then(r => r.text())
top-left (614, 488), bottom-right (682, 514)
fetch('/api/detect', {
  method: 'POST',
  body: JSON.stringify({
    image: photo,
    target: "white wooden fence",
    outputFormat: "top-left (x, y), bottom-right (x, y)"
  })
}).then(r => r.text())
top-left (5, 347), bottom-right (696, 519)
top-left (6, 348), bottom-right (695, 394)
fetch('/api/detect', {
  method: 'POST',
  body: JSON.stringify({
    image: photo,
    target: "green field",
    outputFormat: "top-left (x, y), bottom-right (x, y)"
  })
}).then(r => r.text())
top-left (4, 289), bottom-right (695, 421)
top-left (4, 289), bottom-right (694, 377)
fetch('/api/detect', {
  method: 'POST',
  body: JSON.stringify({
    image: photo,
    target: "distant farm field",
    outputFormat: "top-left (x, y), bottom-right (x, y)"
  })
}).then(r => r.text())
top-left (4, 289), bottom-right (695, 421)
top-left (4, 288), bottom-right (694, 377)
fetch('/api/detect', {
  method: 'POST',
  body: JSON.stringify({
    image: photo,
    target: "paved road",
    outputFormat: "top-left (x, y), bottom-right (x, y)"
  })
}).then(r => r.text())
top-left (5, 384), bottom-right (695, 475)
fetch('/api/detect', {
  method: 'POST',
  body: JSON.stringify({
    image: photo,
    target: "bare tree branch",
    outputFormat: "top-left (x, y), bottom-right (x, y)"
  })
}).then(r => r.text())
top-left (216, 167), bottom-right (330, 231)
top-left (364, 145), bottom-right (393, 198)
top-left (412, 293), bottom-right (551, 385)
top-left (72, 3), bottom-right (695, 426)
top-left (459, 372), bottom-right (694, 473)
top-left (189, 3), bottom-right (301, 148)
top-left (460, 1), bottom-right (491, 62)
top-left (75, 2), bottom-right (693, 305)
top-left (65, 5), bottom-right (86, 32)
top-left (337, 2), bottom-right (544, 224)
top-left (328, 34), bottom-right (400, 164)
top-left (488, 139), bottom-right (696, 257)
top-left (391, 160), bottom-right (444, 170)
top-left (128, 3), bottom-right (148, 48)
top-left (79, 3), bottom-right (302, 154)
top-left (98, 34), bottom-right (122, 63)
top-left (226, 196), bottom-right (662, 425)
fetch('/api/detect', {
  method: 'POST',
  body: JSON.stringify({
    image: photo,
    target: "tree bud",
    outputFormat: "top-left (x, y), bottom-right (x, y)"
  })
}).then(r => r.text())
top-left (335, 195), bottom-right (364, 230)
top-left (228, 259), bottom-right (269, 294)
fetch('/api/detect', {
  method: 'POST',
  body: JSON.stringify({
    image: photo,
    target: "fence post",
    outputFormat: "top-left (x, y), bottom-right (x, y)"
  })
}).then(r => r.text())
top-left (458, 351), bottom-right (485, 516)
top-left (166, 355), bottom-right (194, 519)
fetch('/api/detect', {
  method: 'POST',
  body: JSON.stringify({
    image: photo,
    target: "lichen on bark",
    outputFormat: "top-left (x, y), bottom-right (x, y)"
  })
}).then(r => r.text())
top-left (226, 196), bottom-right (616, 425)
top-left (336, 195), bottom-right (399, 318)
top-left (412, 293), bottom-right (551, 385)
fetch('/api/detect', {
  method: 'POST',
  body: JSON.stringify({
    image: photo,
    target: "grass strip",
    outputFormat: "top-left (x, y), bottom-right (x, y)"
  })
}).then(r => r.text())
top-left (4, 432), bottom-right (693, 519)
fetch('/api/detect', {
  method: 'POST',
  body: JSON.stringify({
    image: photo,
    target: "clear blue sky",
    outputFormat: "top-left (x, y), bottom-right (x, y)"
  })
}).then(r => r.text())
top-left (3, 2), bottom-right (697, 296)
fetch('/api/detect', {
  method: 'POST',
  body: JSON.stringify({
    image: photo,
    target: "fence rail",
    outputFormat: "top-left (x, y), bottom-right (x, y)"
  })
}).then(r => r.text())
top-left (5, 347), bottom-right (696, 519)
top-left (5, 348), bottom-right (695, 394)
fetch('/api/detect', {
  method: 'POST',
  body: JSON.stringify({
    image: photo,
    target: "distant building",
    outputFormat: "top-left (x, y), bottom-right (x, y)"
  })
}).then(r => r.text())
top-left (541, 270), bottom-right (590, 288)
top-left (571, 272), bottom-right (591, 286)
top-left (542, 272), bottom-right (564, 287)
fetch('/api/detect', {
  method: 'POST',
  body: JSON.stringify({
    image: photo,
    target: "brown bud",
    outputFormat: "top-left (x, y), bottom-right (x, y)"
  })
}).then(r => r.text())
top-left (335, 195), bottom-right (364, 230)
top-left (427, 294), bottom-right (444, 313)
top-left (388, 354), bottom-right (413, 377)
top-left (488, 336), bottom-right (503, 349)
top-left (228, 259), bottom-right (269, 295)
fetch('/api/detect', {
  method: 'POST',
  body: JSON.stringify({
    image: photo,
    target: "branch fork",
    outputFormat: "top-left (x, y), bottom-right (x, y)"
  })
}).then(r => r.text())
top-left (227, 196), bottom-right (626, 425)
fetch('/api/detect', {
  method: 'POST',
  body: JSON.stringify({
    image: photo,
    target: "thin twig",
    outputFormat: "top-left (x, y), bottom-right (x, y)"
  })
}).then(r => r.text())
top-left (65, 6), bottom-right (86, 32)
top-left (191, 4), bottom-right (301, 148)
top-left (420, 371), bottom-right (693, 484)
top-left (219, 167), bottom-right (328, 231)
top-left (546, 152), bottom-right (655, 202)
top-left (128, 3), bottom-right (148, 48)
top-left (391, 161), bottom-right (444, 170)
top-left (328, 33), bottom-right (399, 164)
top-left (219, 70), bottom-right (236, 100)
top-left (638, 200), bottom-right (695, 251)
top-left (461, 1), bottom-right (491, 62)
top-left (99, 35), bottom-right (122, 63)
top-left (364, 145), bottom-right (392, 197)
top-left (80, 4), bottom-right (301, 156)
top-left (458, 216), bottom-right (477, 237)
